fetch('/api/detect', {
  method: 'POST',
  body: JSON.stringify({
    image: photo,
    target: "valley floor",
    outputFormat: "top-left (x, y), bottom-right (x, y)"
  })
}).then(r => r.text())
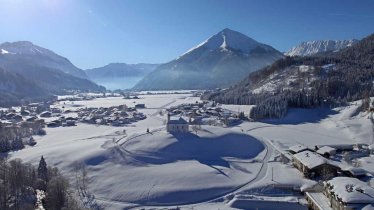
top-left (8, 93), bottom-right (374, 210)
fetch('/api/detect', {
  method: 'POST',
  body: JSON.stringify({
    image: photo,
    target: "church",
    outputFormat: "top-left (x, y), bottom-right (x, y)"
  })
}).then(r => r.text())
top-left (166, 114), bottom-right (189, 133)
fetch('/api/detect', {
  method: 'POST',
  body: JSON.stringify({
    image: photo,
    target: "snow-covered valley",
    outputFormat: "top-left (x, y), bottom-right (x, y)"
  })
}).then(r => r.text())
top-left (7, 93), bottom-right (374, 210)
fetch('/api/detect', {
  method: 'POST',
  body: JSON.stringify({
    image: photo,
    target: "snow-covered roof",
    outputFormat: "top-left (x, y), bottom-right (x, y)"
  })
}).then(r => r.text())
top-left (317, 146), bottom-right (336, 155)
top-left (168, 117), bottom-right (188, 125)
top-left (341, 166), bottom-right (367, 176)
top-left (362, 204), bottom-right (374, 210)
top-left (289, 144), bottom-right (309, 153)
top-left (293, 151), bottom-right (328, 169)
top-left (326, 177), bottom-right (374, 204)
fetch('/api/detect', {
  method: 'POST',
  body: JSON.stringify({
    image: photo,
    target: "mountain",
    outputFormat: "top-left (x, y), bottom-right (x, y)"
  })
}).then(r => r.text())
top-left (0, 67), bottom-right (52, 106)
top-left (133, 28), bottom-right (284, 90)
top-left (0, 41), bottom-right (88, 78)
top-left (85, 63), bottom-right (159, 90)
top-left (0, 41), bottom-right (105, 93)
top-left (204, 33), bottom-right (373, 119)
top-left (86, 63), bottom-right (158, 78)
top-left (285, 39), bottom-right (358, 57)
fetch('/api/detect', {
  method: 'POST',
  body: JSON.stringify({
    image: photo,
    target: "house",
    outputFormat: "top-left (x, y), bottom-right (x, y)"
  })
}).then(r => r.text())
top-left (65, 120), bottom-right (76, 126)
top-left (135, 104), bottom-right (146, 109)
top-left (341, 167), bottom-right (367, 178)
top-left (40, 111), bottom-right (52, 118)
top-left (306, 177), bottom-right (374, 210)
top-left (317, 146), bottom-right (337, 158)
top-left (26, 116), bottom-right (38, 122)
top-left (47, 122), bottom-right (59, 128)
top-left (166, 114), bottom-right (189, 133)
top-left (326, 177), bottom-right (374, 210)
top-left (293, 151), bottom-right (339, 178)
top-left (20, 110), bottom-right (30, 116)
top-left (289, 144), bottom-right (310, 154)
top-left (369, 144), bottom-right (374, 154)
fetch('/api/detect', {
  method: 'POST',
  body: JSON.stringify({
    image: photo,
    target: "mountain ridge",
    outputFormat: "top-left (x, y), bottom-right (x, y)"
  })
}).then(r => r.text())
top-left (285, 39), bottom-right (359, 57)
top-left (203, 33), bottom-right (374, 119)
top-left (133, 28), bottom-right (284, 90)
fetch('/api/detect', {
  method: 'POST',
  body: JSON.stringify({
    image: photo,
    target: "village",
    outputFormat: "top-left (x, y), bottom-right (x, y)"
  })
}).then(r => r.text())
top-left (166, 101), bottom-right (245, 128)
top-left (0, 95), bottom-right (148, 153)
top-left (2, 92), bottom-right (374, 210)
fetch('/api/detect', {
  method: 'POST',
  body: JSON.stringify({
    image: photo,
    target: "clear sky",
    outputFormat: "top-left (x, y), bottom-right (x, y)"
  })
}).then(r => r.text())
top-left (1, 0), bottom-right (374, 69)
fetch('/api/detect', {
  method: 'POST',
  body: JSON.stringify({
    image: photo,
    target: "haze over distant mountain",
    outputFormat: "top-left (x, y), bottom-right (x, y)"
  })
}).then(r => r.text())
top-left (133, 28), bottom-right (284, 90)
top-left (0, 41), bottom-right (104, 95)
top-left (285, 39), bottom-right (358, 57)
top-left (86, 63), bottom-right (159, 90)
top-left (86, 63), bottom-right (158, 78)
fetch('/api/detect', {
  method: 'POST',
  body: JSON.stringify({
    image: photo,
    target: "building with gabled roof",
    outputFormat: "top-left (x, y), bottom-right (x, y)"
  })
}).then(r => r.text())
top-left (166, 114), bottom-right (189, 133)
top-left (289, 144), bottom-right (310, 154)
top-left (293, 151), bottom-right (339, 178)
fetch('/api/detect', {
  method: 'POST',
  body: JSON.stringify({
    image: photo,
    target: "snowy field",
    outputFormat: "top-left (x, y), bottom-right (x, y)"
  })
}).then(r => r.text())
top-left (9, 94), bottom-right (374, 210)
top-left (220, 104), bottom-right (254, 116)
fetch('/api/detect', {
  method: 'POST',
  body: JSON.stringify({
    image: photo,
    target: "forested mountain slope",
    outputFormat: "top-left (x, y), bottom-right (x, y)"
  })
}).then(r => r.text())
top-left (203, 33), bottom-right (374, 119)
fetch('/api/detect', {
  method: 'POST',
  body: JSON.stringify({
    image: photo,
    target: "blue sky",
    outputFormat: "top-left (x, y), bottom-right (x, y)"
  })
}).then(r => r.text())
top-left (1, 0), bottom-right (373, 69)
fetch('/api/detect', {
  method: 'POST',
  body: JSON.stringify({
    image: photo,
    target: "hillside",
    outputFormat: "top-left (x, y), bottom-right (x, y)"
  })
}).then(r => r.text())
top-left (0, 68), bottom-right (52, 106)
top-left (285, 39), bottom-right (358, 57)
top-left (133, 28), bottom-right (284, 90)
top-left (0, 41), bottom-right (105, 94)
top-left (204, 33), bottom-right (374, 119)
top-left (0, 41), bottom-right (88, 78)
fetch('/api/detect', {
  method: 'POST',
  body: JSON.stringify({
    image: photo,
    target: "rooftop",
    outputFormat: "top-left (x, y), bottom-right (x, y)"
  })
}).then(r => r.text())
top-left (168, 117), bottom-right (188, 125)
top-left (289, 144), bottom-right (309, 153)
top-left (293, 151), bottom-right (327, 169)
top-left (326, 177), bottom-right (374, 204)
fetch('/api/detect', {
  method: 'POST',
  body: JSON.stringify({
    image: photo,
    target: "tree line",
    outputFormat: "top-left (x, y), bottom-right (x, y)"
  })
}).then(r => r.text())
top-left (0, 156), bottom-right (86, 210)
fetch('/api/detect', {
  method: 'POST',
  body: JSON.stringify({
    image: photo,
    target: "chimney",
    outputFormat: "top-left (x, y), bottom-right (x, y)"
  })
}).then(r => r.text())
top-left (167, 113), bottom-right (170, 122)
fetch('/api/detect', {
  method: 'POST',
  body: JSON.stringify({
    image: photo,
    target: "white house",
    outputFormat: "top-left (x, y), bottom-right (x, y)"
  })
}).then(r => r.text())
top-left (166, 114), bottom-right (189, 133)
top-left (306, 177), bottom-right (374, 210)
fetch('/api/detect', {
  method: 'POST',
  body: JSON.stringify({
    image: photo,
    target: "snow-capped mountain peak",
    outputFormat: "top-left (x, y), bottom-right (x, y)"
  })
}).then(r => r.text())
top-left (182, 28), bottom-right (272, 56)
top-left (0, 41), bottom-right (89, 79)
top-left (0, 41), bottom-right (50, 55)
top-left (285, 39), bottom-right (359, 57)
top-left (1, 49), bottom-right (10, 54)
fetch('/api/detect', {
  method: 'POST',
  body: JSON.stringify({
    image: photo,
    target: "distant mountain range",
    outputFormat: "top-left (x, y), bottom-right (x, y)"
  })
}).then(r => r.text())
top-left (204, 33), bottom-right (373, 119)
top-left (133, 28), bottom-right (284, 90)
top-left (86, 63), bottom-right (159, 78)
top-left (285, 39), bottom-right (358, 57)
top-left (0, 41), bottom-right (105, 106)
top-left (85, 63), bottom-right (159, 90)
top-left (0, 41), bottom-right (88, 78)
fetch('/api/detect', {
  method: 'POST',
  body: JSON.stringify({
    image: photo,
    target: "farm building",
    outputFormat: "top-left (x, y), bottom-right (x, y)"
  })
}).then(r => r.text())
top-left (292, 151), bottom-right (339, 178)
